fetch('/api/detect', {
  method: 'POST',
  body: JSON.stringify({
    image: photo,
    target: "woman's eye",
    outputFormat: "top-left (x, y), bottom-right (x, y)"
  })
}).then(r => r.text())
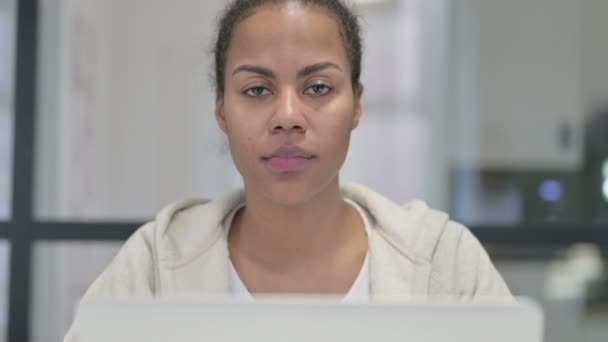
top-left (245, 86), bottom-right (271, 97)
top-left (305, 84), bottom-right (332, 96)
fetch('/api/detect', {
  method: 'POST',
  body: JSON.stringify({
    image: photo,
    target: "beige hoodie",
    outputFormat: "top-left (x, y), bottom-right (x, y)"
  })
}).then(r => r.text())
top-left (64, 183), bottom-right (511, 341)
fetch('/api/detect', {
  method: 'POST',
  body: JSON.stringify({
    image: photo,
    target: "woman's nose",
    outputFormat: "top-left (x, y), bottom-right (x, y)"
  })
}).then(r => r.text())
top-left (270, 88), bottom-right (307, 134)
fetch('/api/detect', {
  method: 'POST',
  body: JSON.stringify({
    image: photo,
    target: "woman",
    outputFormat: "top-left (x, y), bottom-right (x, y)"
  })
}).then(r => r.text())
top-left (67, 0), bottom-right (511, 335)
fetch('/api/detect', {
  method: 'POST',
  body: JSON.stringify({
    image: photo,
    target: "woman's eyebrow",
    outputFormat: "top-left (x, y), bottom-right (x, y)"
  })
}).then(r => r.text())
top-left (231, 62), bottom-right (342, 79)
top-left (232, 65), bottom-right (275, 78)
top-left (298, 62), bottom-right (342, 78)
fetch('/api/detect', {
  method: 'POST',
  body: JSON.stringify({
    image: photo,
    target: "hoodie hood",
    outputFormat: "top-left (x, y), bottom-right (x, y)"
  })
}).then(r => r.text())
top-left (154, 183), bottom-right (438, 267)
top-left (149, 183), bottom-right (448, 298)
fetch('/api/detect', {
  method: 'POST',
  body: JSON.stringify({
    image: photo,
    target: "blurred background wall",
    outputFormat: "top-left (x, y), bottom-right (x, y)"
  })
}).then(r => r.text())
top-left (1, 0), bottom-right (608, 341)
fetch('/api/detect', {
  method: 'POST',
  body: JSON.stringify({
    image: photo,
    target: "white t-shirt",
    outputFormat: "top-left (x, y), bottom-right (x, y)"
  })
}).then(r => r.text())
top-left (223, 198), bottom-right (371, 302)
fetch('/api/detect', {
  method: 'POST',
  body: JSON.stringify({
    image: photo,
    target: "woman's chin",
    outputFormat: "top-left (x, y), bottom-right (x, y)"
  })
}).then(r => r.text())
top-left (243, 178), bottom-right (319, 207)
top-left (265, 183), bottom-right (318, 207)
top-left (243, 172), bottom-right (339, 207)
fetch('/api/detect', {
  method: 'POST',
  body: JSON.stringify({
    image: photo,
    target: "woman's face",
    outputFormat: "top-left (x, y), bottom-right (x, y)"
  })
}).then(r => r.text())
top-left (216, 3), bottom-right (362, 206)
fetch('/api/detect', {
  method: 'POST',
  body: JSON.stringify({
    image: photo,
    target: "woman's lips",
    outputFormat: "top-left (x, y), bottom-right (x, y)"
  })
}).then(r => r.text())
top-left (263, 145), bottom-right (316, 173)
top-left (265, 156), bottom-right (315, 173)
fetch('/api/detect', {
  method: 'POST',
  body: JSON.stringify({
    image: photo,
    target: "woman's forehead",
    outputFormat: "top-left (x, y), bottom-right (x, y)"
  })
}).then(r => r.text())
top-left (226, 4), bottom-right (349, 71)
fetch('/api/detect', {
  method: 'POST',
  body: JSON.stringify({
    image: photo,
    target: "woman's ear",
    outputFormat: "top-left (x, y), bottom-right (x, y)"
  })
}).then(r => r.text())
top-left (352, 83), bottom-right (364, 130)
top-left (215, 94), bottom-right (228, 134)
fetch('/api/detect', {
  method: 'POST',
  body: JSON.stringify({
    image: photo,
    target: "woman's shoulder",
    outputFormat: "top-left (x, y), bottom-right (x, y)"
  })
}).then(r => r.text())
top-left (77, 191), bottom-right (243, 298)
top-left (144, 189), bottom-right (246, 261)
top-left (341, 182), bottom-right (448, 260)
top-left (407, 209), bottom-right (512, 298)
top-left (343, 183), bottom-right (511, 297)
top-left (342, 182), bottom-right (482, 258)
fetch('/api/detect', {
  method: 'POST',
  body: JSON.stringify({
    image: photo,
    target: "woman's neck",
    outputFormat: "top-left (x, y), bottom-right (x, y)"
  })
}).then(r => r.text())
top-left (229, 180), bottom-right (361, 269)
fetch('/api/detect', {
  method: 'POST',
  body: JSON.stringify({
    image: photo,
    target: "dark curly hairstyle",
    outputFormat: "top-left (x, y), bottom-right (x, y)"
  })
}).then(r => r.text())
top-left (213, 0), bottom-right (362, 95)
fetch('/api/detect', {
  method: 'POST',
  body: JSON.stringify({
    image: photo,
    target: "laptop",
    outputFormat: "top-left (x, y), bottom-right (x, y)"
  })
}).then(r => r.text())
top-left (73, 296), bottom-right (544, 342)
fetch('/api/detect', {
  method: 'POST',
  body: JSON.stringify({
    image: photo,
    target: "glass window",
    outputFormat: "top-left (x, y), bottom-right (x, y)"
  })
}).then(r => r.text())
top-left (0, 0), bottom-right (15, 221)
top-left (33, 0), bottom-right (608, 227)
top-left (34, 0), bottom-right (240, 221)
top-left (31, 241), bottom-right (122, 342)
top-left (31, 0), bottom-right (423, 222)
top-left (0, 241), bottom-right (10, 342)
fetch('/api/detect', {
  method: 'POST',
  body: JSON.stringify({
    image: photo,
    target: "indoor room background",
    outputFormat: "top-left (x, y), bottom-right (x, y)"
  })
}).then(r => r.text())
top-left (1, 0), bottom-right (608, 341)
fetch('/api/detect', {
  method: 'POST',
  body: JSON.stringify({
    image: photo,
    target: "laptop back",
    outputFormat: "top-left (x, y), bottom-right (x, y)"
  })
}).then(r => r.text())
top-left (74, 297), bottom-right (544, 342)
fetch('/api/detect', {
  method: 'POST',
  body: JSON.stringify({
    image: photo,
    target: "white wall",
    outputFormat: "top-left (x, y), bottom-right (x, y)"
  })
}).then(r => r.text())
top-left (581, 0), bottom-right (608, 116)
top-left (36, 0), bottom-right (241, 221)
top-left (342, 0), bottom-right (440, 207)
top-left (100, 0), bottom-right (240, 220)
top-left (448, 0), bottom-right (584, 171)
